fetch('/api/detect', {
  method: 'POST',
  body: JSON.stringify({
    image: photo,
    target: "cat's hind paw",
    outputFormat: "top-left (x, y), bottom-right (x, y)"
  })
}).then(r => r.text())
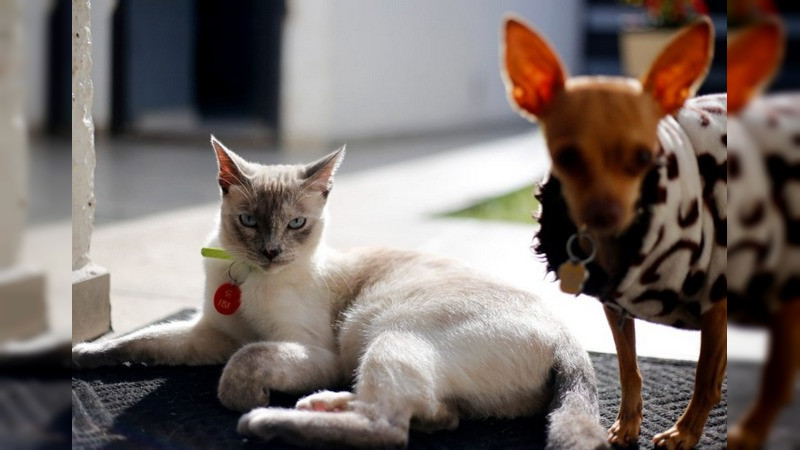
top-left (237, 407), bottom-right (408, 447)
top-left (296, 390), bottom-right (355, 412)
top-left (237, 408), bottom-right (281, 441)
top-left (72, 341), bottom-right (119, 369)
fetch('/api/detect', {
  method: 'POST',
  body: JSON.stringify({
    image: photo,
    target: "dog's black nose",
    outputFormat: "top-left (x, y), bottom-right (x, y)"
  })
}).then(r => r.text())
top-left (584, 200), bottom-right (623, 230)
top-left (262, 247), bottom-right (282, 261)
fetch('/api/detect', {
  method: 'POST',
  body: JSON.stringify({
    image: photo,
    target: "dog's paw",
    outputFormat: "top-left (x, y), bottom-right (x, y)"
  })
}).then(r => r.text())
top-left (607, 416), bottom-right (641, 446)
top-left (652, 424), bottom-right (701, 450)
top-left (72, 341), bottom-right (119, 369)
top-left (296, 390), bottom-right (355, 412)
top-left (727, 425), bottom-right (763, 450)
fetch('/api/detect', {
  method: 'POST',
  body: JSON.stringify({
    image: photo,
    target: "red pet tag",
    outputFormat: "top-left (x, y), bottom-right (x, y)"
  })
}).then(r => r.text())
top-left (214, 283), bottom-right (241, 315)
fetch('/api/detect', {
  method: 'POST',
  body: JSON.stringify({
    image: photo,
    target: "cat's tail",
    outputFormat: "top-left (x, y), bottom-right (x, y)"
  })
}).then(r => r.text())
top-left (545, 343), bottom-right (610, 450)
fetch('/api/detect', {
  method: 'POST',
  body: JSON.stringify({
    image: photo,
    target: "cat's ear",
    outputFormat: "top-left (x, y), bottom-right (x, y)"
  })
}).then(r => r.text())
top-left (211, 135), bottom-right (248, 194)
top-left (303, 145), bottom-right (346, 197)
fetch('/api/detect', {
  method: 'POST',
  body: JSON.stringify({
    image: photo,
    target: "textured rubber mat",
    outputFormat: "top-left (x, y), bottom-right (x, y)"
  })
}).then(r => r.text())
top-left (0, 369), bottom-right (71, 449)
top-left (72, 310), bottom-right (729, 449)
top-left (727, 358), bottom-right (800, 450)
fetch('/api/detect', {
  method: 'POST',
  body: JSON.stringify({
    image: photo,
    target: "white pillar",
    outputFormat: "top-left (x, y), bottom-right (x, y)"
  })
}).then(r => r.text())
top-left (0, 0), bottom-right (46, 344)
top-left (72, 0), bottom-right (110, 343)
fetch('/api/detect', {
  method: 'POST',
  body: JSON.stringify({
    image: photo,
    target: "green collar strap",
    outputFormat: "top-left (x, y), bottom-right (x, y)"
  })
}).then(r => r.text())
top-left (201, 247), bottom-right (233, 260)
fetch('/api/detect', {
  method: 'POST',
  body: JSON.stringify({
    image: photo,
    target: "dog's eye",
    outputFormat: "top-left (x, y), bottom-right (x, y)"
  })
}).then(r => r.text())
top-left (630, 147), bottom-right (654, 174)
top-left (554, 146), bottom-right (583, 173)
top-left (636, 148), bottom-right (653, 167)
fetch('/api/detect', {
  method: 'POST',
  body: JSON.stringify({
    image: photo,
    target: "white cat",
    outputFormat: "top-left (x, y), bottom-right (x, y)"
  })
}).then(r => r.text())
top-left (73, 136), bottom-right (608, 449)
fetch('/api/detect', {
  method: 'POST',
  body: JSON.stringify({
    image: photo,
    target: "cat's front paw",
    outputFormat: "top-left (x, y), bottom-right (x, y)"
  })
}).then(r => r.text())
top-left (218, 347), bottom-right (272, 412)
top-left (72, 341), bottom-right (120, 369)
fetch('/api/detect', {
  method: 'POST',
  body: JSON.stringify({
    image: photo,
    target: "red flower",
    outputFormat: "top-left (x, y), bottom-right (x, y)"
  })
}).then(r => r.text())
top-left (691, 0), bottom-right (709, 14)
top-left (756, 0), bottom-right (777, 13)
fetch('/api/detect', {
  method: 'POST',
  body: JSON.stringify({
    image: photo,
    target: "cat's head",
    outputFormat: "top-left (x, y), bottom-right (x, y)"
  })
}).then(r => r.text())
top-left (211, 136), bottom-right (345, 273)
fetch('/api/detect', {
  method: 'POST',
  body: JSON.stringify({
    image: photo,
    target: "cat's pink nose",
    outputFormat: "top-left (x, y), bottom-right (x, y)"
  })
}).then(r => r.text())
top-left (262, 247), bottom-right (282, 261)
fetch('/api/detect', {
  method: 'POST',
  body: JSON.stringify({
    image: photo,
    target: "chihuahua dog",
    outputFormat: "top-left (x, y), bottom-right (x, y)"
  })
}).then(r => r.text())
top-left (726, 19), bottom-right (800, 450)
top-left (502, 17), bottom-right (727, 449)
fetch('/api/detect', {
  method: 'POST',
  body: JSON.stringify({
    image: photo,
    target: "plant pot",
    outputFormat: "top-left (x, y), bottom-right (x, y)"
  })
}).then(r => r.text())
top-left (619, 28), bottom-right (679, 78)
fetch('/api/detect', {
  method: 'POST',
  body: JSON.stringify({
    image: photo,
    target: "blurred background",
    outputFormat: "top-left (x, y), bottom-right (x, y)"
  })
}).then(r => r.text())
top-left (29, 0), bottom-right (743, 224)
top-left (21, 1), bottom-right (800, 222)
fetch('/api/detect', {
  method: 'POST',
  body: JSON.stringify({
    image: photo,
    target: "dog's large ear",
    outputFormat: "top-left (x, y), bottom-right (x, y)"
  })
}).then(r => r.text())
top-left (642, 17), bottom-right (714, 115)
top-left (502, 16), bottom-right (567, 121)
top-left (728, 18), bottom-right (784, 114)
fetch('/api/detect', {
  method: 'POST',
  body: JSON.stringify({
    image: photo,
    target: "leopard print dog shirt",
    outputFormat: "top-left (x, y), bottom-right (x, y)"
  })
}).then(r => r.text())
top-left (536, 95), bottom-right (728, 330)
top-left (728, 94), bottom-right (800, 324)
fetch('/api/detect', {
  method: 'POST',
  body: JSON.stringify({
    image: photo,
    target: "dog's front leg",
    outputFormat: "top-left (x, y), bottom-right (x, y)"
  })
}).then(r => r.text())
top-left (729, 300), bottom-right (800, 449)
top-left (604, 306), bottom-right (643, 446)
top-left (653, 299), bottom-right (727, 449)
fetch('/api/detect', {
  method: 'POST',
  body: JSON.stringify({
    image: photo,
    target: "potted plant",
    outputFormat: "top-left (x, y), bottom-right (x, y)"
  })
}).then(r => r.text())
top-left (618, 0), bottom-right (709, 77)
top-left (728, 0), bottom-right (777, 28)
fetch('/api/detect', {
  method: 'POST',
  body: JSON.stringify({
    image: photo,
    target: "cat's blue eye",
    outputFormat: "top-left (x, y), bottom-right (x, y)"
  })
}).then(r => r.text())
top-left (288, 217), bottom-right (306, 230)
top-left (239, 213), bottom-right (257, 228)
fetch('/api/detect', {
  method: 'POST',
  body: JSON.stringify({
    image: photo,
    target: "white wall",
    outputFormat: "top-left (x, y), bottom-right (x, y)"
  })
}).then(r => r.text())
top-left (282, 0), bottom-right (584, 146)
top-left (90, 0), bottom-right (114, 131)
top-left (17, 0), bottom-right (582, 140)
top-left (0, 0), bottom-right (28, 265)
top-left (281, 0), bottom-right (336, 146)
top-left (19, 0), bottom-right (113, 132)
top-left (20, 0), bottom-right (51, 132)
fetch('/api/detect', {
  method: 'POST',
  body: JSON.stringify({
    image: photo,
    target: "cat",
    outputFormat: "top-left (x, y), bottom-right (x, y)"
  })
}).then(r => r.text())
top-left (72, 136), bottom-right (609, 449)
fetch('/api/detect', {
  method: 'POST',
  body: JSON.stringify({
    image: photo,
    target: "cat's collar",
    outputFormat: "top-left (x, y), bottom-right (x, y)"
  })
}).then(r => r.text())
top-left (202, 247), bottom-right (251, 315)
top-left (201, 247), bottom-right (253, 283)
top-left (201, 247), bottom-right (233, 260)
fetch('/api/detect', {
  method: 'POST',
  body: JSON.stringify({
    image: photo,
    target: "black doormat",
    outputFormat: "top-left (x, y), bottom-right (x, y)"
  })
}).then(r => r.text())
top-left (72, 309), bottom-right (729, 449)
top-left (1, 369), bottom-right (71, 449)
top-left (727, 357), bottom-right (800, 450)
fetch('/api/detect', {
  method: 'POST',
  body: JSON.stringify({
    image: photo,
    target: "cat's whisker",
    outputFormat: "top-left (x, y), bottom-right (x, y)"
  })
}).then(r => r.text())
top-left (225, 168), bottom-right (257, 203)
top-left (319, 272), bottom-right (332, 294)
top-left (231, 183), bottom-right (256, 204)
top-left (222, 245), bottom-right (261, 268)
top-left (293, 183), bottom-right (314, 205)
top-left (328, 265), bottom-right (353, 294)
